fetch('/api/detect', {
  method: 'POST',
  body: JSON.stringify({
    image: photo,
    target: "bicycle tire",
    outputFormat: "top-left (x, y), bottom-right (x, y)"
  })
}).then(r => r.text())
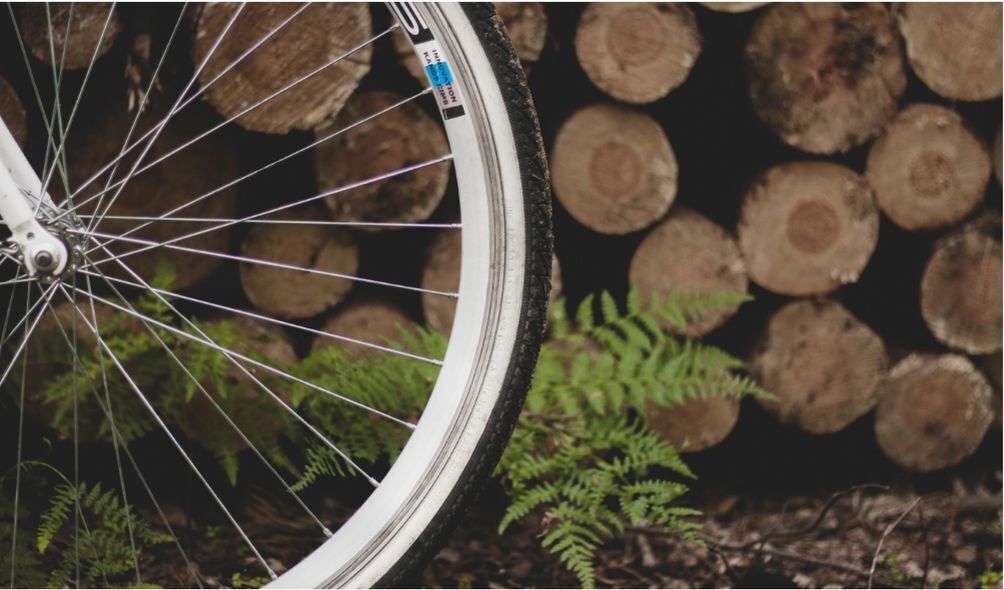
top-left (0, 2), bottom-right (550, 588)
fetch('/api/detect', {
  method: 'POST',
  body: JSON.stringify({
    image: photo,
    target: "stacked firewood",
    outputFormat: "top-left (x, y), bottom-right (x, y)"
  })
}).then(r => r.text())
top-left (1, 3), bottom-right (1000, 473)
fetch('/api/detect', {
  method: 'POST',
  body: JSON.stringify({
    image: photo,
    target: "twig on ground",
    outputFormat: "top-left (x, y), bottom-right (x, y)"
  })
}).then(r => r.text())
top-left (868, 496), bottom-right (923, 588)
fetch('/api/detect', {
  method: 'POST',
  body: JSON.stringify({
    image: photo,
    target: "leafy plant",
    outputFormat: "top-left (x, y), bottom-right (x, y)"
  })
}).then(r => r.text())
top-left (496, 288), bottom-right (767, 587)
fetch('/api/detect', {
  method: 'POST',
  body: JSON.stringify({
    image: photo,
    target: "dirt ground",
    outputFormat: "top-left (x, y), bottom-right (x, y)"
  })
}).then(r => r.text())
top-left (421, 478), bottom-right (1003, 589)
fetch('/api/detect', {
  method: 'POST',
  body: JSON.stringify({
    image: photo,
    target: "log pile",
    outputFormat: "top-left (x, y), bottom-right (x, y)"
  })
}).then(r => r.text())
top-left (4, 3), bottom-right (1001, 476)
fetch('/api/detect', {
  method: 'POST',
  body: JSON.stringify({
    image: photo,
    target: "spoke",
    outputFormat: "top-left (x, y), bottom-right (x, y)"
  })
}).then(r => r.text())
top-left (79, 227), bottom-right (456, 300)
top-left (79, 272), bottom-right (142, 585)
top-left (80, 155), bottom-right (456, 287)
top-left (40, 2), bottom-right (74, 193)
top-left (78, 269), bottom-right (441, 365)
top-left (55, 2), bottom-right (248, 231)
top-left (0, 277), bottom-right (33, 288)
top-left (0, 283), bottom-right (58, 398)
top-left (86, 86), bottom-right (434, 237)
top-left (69, 23), bottom-right (400, 224)
top-left (84, 3), bottom-right (189, 238)
top-left (78, 246), bottom-right (415, 433)
top-left (36, 3), bottom-right (119, 209)
top-left (80, 273), bottom-right (333, 537)
top-left (63, 2), bottom-right (309, 215)
top-left (34, 288), bottom-right (202, 587)
top-left (55, 283), bottom-right (278, 581)
top-left (9, 284), bottom-right (28, 587)
top-left (82, 214), bottom-right (460, 230)
top-left (78, 253), bottom-right (390, 486)
top-left (0, 288), bottom-right (54, 351)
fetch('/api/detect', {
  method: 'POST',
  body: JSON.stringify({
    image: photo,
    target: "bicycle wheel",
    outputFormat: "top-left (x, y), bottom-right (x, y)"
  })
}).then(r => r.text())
top-left (0, 3), bottom-right (550, 588)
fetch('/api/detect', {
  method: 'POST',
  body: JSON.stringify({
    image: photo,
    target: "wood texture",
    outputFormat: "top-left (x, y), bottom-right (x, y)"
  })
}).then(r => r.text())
top-left (866, 104), bottom-right (991, 231)
top-left (312, 299), bottom-right (417, 358)
top-left (895, 3), bottom-right (1003, 101)
top-left (750, 299), bottom-right (889, 434)
top-left (737, 161), bottom-right (880, 296)
top-left (875, 353), bottom-right (994, 472)
top-left (920, 215), bottom-right (1002, 355)
top-left (315, 90), bottom-right (450, 229)
top-left (629, 207), bottom-right (747, 337)
top-left (194, 3), bottom-right (371, 134)
top-left (551, 103), bottom-right (677, 235)
top-left (646, 394), bottom-right (741, 452)
top-left (575, 3), bottom-right (700, 104)
top-left (745, 3), bottom-right (906, 154)
top-left (18, 3), bottom-right (121, 70)
top-left (240, 207), bottom-right (359, 320)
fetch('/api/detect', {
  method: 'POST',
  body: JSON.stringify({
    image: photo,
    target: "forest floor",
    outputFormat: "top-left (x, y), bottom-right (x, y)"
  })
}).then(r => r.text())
top-left (420, 478), bottom-right (1003, 589)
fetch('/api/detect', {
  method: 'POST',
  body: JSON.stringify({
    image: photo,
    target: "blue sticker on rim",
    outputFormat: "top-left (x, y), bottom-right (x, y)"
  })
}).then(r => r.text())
top-left (425, 61), bottom-right (454, 87)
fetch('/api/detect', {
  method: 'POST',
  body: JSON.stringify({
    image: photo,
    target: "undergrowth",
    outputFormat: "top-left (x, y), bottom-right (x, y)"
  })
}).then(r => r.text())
top-left (2, 274), bottom-right (765, 588)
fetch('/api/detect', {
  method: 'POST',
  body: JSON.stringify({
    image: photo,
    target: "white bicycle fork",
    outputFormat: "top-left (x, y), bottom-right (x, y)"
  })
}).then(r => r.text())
top-left (0, 115), bottom-right (70, 278)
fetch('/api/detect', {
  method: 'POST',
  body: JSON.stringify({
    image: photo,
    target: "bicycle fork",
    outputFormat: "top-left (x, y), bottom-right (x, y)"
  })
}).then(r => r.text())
top-left (0, 114), bottom-right (71, 279)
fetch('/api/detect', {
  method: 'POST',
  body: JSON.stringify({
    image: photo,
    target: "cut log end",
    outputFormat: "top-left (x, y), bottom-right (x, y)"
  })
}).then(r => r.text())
top-left (312, 300), bottom-right (417, 358)
top-left (745, 3), bottom-right (906, 154)
top-left (751, 299), bottom-right (889, 434)
top-left (315, 90), bottom-right (451, 229)
top-left (194, 3), bottom-right (371, 134)
top-left (921, 215), bottom-right (1003, 355)
top-left (867, 104), bottom-right (991, 231)
top-left (551, 103), bottom-right (677, 235)
top-left (646, 394), bottom-right (741, 452)
top-left (875, 353), bottom-right (995, 472)
top-left (896, 3), bottom-right (1003, 101)
top-left (629, 207), bottom-right (748, 337)
top-left (0, 76), bottom-right (27, 149)
top-left (240, 208), bottom-right (359, 320)
top-left (18, 3), bottom-right (121, 70)
top-left (575, 3), bottom-right (700, 104)
top-left (737, 161), bottom-right (880, 296)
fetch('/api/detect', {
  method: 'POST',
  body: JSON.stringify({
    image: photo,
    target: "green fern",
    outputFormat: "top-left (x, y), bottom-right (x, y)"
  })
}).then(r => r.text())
top-left (34, 481), bottom-right (172, 588)
top-left (498, 287), bottom-right (765, 587)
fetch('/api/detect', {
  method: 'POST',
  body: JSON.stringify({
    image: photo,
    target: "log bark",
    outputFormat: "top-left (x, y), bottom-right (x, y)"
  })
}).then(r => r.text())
top-left (866, 104), bottom-right (991, 231)
top-left (895, 3), bottom-right (1003, 102)
top-left (629, 207), bottom-right (747, 337)
top-left (750, 299), bottom-right (889, 435)
top-left (68, 94), bottom-right (238, 291)
top-left (193, 3), bottom-right (371, 134)
top-left (240, 207), bottom-right (359, 320)
top-left (176, 316), bottom-right (298, 453)
top-left (312, 299), bottom-right (417, 358)
top-left (421, 229), bottom-right (563, 334)
top-left (920, 214), bottom-right (1002, 355)
top-left (645, 394), bottom-right (741, 453)
top-left (394, 3), bottom-right (548, 82)
top-left (874, 353), bottom-right (995, 472)
top-left (737, 161), bottom-right (880, 296)
top-left (551, 103), bottom-right (677, 235)
top-left (18, 3), bottom-right (121, 70)
top-left (315, 90), bottom-right (450, 229)
top-left (575, 3), bottom-right (700, 104)
top-left (0, 75), bottom-right (27, 149)
top-left (744, 3), bottom-right (906, 154)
